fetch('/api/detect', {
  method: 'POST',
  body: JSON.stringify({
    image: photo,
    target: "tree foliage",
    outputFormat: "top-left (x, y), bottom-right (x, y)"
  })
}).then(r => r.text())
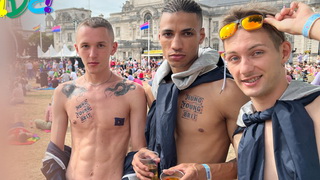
top-left (27, 32), bottom-right (54, 53)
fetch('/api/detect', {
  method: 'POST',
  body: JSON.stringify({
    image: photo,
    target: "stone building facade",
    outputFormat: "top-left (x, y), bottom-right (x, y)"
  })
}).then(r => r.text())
top-left (45, 0), bottom-right (320, 61)
top-left (48, 8), bottom-right (92, 52)
top-left (108, 0), bottom-right (320, 61)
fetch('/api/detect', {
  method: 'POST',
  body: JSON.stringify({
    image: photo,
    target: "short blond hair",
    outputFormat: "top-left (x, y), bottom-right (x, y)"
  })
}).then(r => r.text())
top-left (77, 17), bottom-right (115, 41)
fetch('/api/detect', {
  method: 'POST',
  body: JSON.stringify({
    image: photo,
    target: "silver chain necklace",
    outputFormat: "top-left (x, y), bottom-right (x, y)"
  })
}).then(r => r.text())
top-left (84, 72), bottom-right (113, 86)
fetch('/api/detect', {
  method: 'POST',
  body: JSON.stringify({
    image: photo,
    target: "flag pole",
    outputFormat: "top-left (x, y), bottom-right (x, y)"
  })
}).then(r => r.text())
top-left (147, 20), bottom-right (150, 68)
top-left (60, 26), bottom-right (62, 62)
top-left (40, 25), bottom-right (43, 56)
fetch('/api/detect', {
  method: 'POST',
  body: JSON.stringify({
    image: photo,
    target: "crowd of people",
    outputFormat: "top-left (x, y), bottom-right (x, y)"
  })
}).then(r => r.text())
top-left (9, 49), bottom-right (319, 102)
top-left (10, 57), bottom-right (162, 91)
top-left (286, 61), bottom-right (320, 84)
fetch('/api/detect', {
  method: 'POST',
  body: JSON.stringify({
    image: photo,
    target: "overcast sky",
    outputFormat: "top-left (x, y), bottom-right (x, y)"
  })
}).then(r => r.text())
top-left (21, 0), bottom-right (127, 30)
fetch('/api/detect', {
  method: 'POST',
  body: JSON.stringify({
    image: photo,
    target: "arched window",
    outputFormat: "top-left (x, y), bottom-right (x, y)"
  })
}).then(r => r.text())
top-left (143, 13), bottom-right (152, 36)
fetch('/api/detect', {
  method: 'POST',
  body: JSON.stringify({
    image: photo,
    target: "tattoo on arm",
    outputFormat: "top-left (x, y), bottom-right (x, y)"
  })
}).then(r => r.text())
top-left (180, 94), bottom-right (204, 121)
top-left (62, 83), bottom-right (86, 98)
top-left (75, 99), bottom-right (93, 123)
top-left (105, 79), bottom-right (136, 96)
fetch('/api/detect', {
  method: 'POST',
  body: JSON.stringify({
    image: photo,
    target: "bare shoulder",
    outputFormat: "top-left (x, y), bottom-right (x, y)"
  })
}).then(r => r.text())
top-left (206, 78), bottom-right (248, 101)
top-left (53, 81), bottom-right (70, 98)
top-left (143, 82), bottom-right (152, 95)
top-left (54, 79), bottom-right (86, 99)
top-left (104, 78), bottom-right (147, 109)
top-left (233, 132), bottom-right (243, 156)
top-left (307, 94), bottom-right (320, 156)
top-left (221, 79), bottom-right (246, 98)
top-left (104, 78), bottom-right (145, 97)
top-left (212, 78), bottom-right (249, 117)
top-left (188, 78), bottom-right (248, 103)
top-left (144, 83), bottom-right (155, 107)
top-left (311, 95), bottom-right (320, 105)
top-left (306, 95), bottom-right (320, 121)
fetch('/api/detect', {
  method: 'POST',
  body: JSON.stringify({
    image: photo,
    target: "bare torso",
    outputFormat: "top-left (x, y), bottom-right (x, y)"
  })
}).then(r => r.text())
top-left (263, 96), bottom-right (320, 179)
top-left (53, 76), bottom-right (146, 180)
top-left (175, 79), bottom-right (249, 164)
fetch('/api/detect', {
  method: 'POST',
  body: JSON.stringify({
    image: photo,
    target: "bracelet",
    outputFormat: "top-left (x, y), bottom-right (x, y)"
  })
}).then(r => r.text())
top-left (302, 14), bottom-right (320, 38)
top-left (201, 164), bottom-right (212, 180)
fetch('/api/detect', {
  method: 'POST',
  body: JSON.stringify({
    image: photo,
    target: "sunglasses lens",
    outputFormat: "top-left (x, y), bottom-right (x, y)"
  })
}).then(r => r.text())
top-left (242, 15), bottom-right (263, 30)
top-left (219, 22), bottom-right (237, 40)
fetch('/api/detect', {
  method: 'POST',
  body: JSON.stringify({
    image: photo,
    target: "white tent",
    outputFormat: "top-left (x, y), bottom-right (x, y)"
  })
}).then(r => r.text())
top-left (69, 50), bottom-right (78, 57)
top-left (37, 45), bottom-right (44, 58)
top-left (42, 45), bottom-right (58, 58)
top-left (55, 44), bottom-right (72, 58)
top-left (37, 44), bottom-right (78, 58)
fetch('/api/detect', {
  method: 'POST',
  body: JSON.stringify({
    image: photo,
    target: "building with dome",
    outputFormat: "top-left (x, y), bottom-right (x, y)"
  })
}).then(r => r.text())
top-left (45, 0), bottom-right (320, 62)
top-left (108, 0), bottom-right (320, 62)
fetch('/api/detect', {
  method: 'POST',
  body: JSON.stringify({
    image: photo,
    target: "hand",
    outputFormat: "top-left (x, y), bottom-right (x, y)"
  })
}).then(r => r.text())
top-left (132, 148), bottom-right (160, 180)
top-left (162, 163), bottom-right (203, 180)
top-left (264, 1), bottom-right (315, 35)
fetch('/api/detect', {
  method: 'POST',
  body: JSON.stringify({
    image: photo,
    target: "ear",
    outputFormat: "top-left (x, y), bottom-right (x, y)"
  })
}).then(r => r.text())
top-left (74, 43), bottom-right (79, 53)
top-left (280, 41), bottom-right (291, 65)
top-left (199, 27), bottom-right (205, 44)
top-left (111, 42), bottom-right (118, 55)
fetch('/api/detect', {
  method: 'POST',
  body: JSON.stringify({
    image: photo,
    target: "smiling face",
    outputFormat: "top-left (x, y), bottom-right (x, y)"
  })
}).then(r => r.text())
top-left (159, 11), bottom-right (205, 73)
top-left (75, 26), bottom-right (117, 75)
top-left (223, 28), bottom-right (291, 105)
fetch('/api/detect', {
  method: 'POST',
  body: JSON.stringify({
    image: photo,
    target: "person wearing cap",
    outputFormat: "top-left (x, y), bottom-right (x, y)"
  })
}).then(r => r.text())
top-left (132, 0), bottom-right (249, 179)
top-left (220, 2), bottom-right (320, 179)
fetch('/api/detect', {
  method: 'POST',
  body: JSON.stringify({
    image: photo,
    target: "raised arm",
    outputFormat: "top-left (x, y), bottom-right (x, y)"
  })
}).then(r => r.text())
top-left (129, 84), bottom-right (147, 151)
top-left (45, 104), bottom-right (52, 122)
top-left (50, 85), bottom-right (69, 151)
top-left (265, 1), bottom-right (320, 41)
top-left (144, 82), bottom-right (155, 108)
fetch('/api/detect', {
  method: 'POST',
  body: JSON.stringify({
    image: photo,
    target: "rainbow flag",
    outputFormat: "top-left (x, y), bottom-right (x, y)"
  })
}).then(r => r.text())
top-left (140, 22), bottom-right (149, 30)
top-left (52, 25), bottom-right (61, 32)
top-left (33, 25), bottom-right (40, 32)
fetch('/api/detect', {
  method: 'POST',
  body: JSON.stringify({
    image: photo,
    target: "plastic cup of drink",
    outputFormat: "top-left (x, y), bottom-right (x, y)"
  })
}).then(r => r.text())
top-left (139, 151), bottom-right (159, 180)
top-left (160, 170), bottom-right (184, 180)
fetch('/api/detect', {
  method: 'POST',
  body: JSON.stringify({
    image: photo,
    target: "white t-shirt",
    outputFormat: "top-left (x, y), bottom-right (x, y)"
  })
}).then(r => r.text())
top-left (70, 72), bottom-right (78, 80)
top-left (60, 73), bottom-right (70, 82)
top-left (74, 60), bottom-right (79, 67)
top-left (26, 62), bottom-right (33, 70)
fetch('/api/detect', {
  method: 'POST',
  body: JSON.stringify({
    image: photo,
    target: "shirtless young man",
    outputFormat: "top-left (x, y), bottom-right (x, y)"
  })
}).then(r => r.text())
top-left (132, 0), bottom-right (249, 179)
top-left (220, 2), bottom-right (320, 179)
top-left (43, 17), bottom-right (147, 180)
